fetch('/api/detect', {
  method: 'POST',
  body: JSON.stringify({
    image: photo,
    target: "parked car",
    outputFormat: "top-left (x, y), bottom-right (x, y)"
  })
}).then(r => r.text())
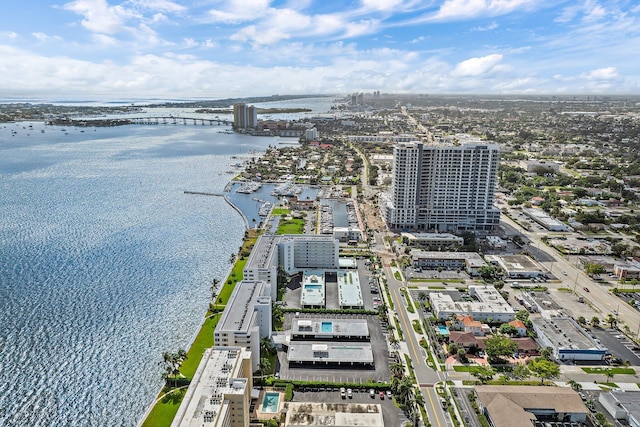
top-left (379, 391), bottom-right (385, 400)
top-left (386, 390), bottom-right (392, 399)
top-left (369, 389), bottom-right (375, 398)
top-left (562, 271), bottom-right (567, 276)
top-left (347, 388), bottom-right (353, 399)
top-left (340, 387), bottom-right (346, 399)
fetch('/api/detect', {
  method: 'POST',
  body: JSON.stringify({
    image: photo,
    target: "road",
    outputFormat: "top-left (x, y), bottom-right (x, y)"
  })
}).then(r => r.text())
top-left (381, 255), bottom-right (450, 427)
top-left (501, 213), bottom-right (640, 339)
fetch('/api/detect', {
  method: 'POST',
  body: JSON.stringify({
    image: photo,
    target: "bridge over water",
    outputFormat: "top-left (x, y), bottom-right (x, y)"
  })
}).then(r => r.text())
top-left (129, 116), bottom-right (233, 126)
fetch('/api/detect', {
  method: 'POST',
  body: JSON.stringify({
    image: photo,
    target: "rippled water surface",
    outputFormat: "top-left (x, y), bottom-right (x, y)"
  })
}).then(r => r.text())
top-left (0, 122), bottom-right (275, 426)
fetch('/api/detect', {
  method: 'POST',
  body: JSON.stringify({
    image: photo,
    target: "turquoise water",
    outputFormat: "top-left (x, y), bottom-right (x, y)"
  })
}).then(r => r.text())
top-left (305, 284), bottom-right (322, 290)
top-left (261, 392), bottom-right (280, 413)
top-left (321, 322), bottom-right (333, 333)
top-left (438, 326), bottom-right (450, 335)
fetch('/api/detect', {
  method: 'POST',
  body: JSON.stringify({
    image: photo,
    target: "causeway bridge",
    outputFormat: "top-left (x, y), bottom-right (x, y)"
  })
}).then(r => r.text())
top-left (129, 116), bottom-right (233, 126)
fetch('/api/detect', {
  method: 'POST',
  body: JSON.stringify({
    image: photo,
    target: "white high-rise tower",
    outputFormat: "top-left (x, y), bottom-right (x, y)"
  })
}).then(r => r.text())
top-left (385, 141), bottom-right (500, 232)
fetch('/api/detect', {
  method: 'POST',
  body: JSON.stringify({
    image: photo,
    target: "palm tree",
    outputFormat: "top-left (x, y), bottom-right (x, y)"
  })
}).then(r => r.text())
top-left (390, 361), bottom-right (405, 379)
top-left (389, 336), bottom-right (400, 349)
top-left (261, 337), bottom-right (275, 357)
top-left (210, 278), bottom-right (220, 300)
top-left (604, 368), bottom-right (615, 383)
top-left (259, 357), bottom-right (272, 378)
top-left (567, 379), bottom-right (583, 392)
top-left (605, 314), bottom-right (617, 329)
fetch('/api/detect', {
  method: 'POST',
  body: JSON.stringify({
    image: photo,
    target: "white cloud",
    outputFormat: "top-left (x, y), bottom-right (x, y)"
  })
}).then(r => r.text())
top-left (32, 32), bottom-right (63, 42)
top-left (130, 0), bottom-right (186, 13)
top-left (1, 31), bottom-right (18, 39)
top-left (63, 0), bottom-right (137, 34)
top-left (582, 67), bottom-right (618, 80)
top-left (471, 22), bottom-right (498, 31)
top-left (452, 53), bottom-right (503, 76)
top-left (360, 0), bottom-right (406, 11)
top-left (206, 0), bottom-right (271, 24)
top-left (428, 0), bottom-right (537, 21)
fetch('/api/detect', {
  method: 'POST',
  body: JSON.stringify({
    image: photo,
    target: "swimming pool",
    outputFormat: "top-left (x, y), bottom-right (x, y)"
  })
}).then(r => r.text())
top-left (305, 284), bottom-right (321, 290)
top-left (437, 325), bottom-right (449, 335)
top-left (261, 392), bottom-right (281, 413)
top-left (321, 321), bottom-right (333, 333)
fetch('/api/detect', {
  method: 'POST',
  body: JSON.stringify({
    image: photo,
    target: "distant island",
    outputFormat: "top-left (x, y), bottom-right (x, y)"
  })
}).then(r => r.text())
top-left (194, 107), bottom-right (312, 114)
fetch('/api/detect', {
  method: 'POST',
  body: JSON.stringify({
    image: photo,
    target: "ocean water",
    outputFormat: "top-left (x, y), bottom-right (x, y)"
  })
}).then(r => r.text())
top-left (0, 121), bottom-right (274, 426)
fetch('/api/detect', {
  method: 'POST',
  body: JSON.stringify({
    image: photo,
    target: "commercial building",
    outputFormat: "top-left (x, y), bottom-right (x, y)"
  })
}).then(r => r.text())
top-left (519, 159), bottom-right (561, 173)
top-left (384, 141), bottom-right (500, 232)
top-left (613, 258), bottom-right (640, 279)
top-left (486, 254), bottom-right (547, 278)
top-left (214, 281), bottom-right (272, 371)
top-left (599, 390), bottom-right (640, 426)
top-left (429, 286), bottom-right (515, 322)
top-left (401, 232), bottom-right (464, 248)
top-left (522, 208), bottom-right (569, 231)
top-left (233, 103), bottom-right (257, 129)
top-left (531, 317), bottom-right (607, 361)
top-left (171, 346), bottom-right (252, 427)
top-left (411, 250), bottom-right (487, 276)
top-left (476, 386), bottom-right (588, 427)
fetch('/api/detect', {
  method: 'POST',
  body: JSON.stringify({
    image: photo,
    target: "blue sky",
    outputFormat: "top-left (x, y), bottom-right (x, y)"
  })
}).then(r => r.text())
top-left (1, 0), bottom-right (639, 100)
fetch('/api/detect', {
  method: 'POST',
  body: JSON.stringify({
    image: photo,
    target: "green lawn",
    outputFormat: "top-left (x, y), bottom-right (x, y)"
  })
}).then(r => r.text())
top-left (216, 257), bottom-right (247, 304)
top-left (276, 218), bottom-right (305, 234)
top-left (140, 388), bottom-right (186, 427)
top-left (180, 314), bottom-right (221, 377)
top-left (582, 367), bottom-right (635, 375)
top-left (272, 207), bottom-right (290, 216)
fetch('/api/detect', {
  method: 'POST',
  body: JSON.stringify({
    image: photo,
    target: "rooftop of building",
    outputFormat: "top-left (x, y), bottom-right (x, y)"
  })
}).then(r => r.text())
top-left (283, 402), bottom-right (383, 427)
top-left (531, 317), bottom-right (603, 351)
top-left (291, 318), bottom-right (369, 337)
top-left (216, 281), bottom-right (269, 333)
top-left (337, 270), bottom-right (363, 307)
top-left (487, 254), bottom-right (541, 272)
top-left (287, 342), bottom-right (374, 364)
top-left (171, 347), bottom-right (249, 427)
top-left (301, 270), bottom-right (325, 306)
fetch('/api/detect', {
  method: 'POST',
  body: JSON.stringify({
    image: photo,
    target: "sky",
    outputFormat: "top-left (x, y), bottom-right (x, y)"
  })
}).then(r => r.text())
top-left (1, 0), bottom-right (639, 100)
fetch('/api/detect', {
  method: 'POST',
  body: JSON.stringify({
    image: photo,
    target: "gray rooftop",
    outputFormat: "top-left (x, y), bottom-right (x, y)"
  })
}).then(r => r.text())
top-left (288, 342), bottom-right (374, 364)
top-left (337, 270), bottom-right (363, 307)
top-left (216, 281), bottom-right (269, 333)
top-left (532, 317), bottom-right (603, 351)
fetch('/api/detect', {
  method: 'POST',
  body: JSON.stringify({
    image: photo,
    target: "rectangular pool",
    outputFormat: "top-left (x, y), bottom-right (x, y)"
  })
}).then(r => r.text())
top-left (321, 321), bottom-right (333, 333)
top-left (305, 284), bottom-right (321, 290)
top-left (261, 392), bottom-right (281, 413)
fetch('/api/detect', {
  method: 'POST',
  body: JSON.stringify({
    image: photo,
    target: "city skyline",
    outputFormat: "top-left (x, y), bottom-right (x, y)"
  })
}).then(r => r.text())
top-left (1, 0), bottom-right (639, 100)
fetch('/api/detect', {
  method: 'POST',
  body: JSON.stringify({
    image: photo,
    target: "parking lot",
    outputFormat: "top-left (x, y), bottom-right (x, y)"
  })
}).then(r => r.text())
top-left (587, 327), bottom-right (640, 365)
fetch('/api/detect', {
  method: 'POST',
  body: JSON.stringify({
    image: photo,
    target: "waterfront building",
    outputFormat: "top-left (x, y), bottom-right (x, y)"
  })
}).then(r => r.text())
top-left (305, 127), bottom-right (318, 141)
top-left (171, 346), bottom-right (252, 427)
top-left (384, 141), bottom-right (500, 232)
top-left (401, 232), bottom-right (464, 248)
top-left (278, 235), bottom-right (339, 274)
top-left (214, 281), bottom-right (272, 371)
top-left (233, 103), bottom-right (257, 129)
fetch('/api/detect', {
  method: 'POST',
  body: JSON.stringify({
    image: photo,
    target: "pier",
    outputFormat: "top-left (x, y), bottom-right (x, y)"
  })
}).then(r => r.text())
top-left (183, 190), bottom-right (223, 197)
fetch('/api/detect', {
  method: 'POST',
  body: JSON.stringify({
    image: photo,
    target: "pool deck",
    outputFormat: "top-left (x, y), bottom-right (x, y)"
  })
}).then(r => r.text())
top-left (255, 390), bottom-right (284, 420)
top-left (290, 318), bottom-right (369, 340)
top-left (300, 270), bottom-right (325, 308)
